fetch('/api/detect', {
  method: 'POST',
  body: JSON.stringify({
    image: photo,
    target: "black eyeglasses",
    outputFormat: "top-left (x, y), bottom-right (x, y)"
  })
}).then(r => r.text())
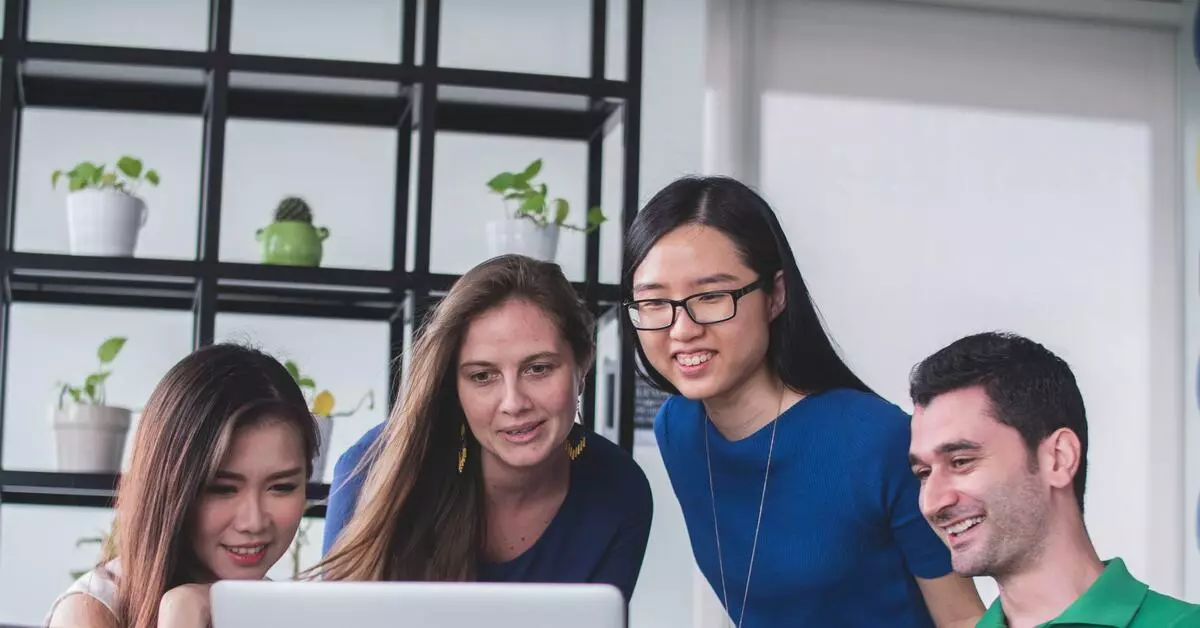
top-left (623, 278), bottom-right (765, 331)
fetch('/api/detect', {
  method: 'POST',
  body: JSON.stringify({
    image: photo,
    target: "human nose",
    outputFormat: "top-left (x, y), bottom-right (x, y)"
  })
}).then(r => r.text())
top-left (233, 491), bottom-right (269, 534)
top-left (920, 469), bottom-right (958, 522)
top-left (667, 303), bottom-right (704, 342)
top-left (498, 376), bottom-right (534, 416)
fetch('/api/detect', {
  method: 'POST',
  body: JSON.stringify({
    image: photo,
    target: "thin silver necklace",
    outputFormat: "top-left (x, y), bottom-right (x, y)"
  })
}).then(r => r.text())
top-left (704, 406), bottom-right (779, 628)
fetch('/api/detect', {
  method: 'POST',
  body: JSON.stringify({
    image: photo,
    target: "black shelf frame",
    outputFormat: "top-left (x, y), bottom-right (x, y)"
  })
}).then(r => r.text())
top-left (0, 0), bottom-right (643, 517)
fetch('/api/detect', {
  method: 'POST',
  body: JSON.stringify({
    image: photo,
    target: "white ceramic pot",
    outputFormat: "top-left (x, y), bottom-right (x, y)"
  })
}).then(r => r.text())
top-left (66, 188), bottom-right (147, 257)
top-left (485, 218), bottom-right (560, 262)
top-left (310, 415), bottom-right (334, 482)
top-left (52, 404), bottom-right (132, 473)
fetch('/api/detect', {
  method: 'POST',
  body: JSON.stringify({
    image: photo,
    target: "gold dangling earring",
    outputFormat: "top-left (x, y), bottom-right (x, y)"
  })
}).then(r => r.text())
top-left (565, 433), bottom-right (586, 461)
top-left (565, 394), bottom-right (586, 461)
top-left (457, 424), bottom-right (467, 474)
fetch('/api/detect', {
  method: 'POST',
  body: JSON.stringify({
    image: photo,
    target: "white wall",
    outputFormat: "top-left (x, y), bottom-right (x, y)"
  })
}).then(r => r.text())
top-left (0, 1), bottom-right (710, 626)
top-left (707, 0), bottom-right (1182, 606)
top-left (1180, 0), bottom-right (1200, 602)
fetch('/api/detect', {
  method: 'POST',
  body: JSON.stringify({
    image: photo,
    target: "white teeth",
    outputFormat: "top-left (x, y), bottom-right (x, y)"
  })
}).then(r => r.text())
top-left (676, 352), bottom-right (712, 367)
top-left (227, 545), bottom-right (265, 555)
top-left (945, 517), bottom-right (985, 535)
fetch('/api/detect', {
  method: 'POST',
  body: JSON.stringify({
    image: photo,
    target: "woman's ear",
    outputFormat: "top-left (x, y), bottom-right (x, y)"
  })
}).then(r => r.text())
top-left (770, 270), bottom-right (787, 320)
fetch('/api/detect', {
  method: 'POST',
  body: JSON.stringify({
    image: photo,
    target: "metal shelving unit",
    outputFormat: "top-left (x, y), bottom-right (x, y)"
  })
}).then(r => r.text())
top-left (0, 0), bottom-right (643, 517)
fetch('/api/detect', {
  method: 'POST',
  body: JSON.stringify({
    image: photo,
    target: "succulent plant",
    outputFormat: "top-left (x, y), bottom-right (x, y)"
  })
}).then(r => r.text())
top-left (274, 196), bottom-right (313, 224)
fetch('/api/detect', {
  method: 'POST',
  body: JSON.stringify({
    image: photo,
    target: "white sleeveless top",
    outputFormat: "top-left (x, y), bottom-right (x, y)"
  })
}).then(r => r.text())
top-left (43, 559), bottom-right (121, 626)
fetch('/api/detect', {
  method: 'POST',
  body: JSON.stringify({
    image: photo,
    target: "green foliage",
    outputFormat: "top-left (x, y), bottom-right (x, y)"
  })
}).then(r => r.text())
top-left (283, 358), bottom-right (374, 419)
top-left (70, 518), bottom-right (118, 580)
top-left (57, 337), bottom-right (127, 408)
top-left (51, 156), bottom-right (161, 196)
top-left (487, 158), bottom-right (606, 233)
top-left (274, 196), bottom-right (314, 224)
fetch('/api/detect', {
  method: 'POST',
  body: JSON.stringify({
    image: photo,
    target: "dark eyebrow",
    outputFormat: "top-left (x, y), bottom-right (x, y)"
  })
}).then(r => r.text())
top-left (632, 273), bottom-right (745, 296)
top-left (215, 467), bottom-right (304, 482)
top-left (909, 439), bottom-right (982, 468)
top-left (936, 439), bottom-right (982, 456)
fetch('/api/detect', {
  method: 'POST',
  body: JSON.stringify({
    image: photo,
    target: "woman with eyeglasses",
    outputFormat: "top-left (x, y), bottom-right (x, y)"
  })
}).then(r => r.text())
top-left (621, 176), bottom-right (984, 628)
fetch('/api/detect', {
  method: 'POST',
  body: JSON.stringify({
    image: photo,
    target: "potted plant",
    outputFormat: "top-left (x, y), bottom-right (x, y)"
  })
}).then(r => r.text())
top-left (52, 336), bottom-right (132, 473)
top-left (51, 156), bottom-right (160, 257)
top-left (484, 158), bottom-right (606, 262)
top-left (283, 359), bottom-right (374, 481)
top-left (256, 196), bottom-right (330, 267)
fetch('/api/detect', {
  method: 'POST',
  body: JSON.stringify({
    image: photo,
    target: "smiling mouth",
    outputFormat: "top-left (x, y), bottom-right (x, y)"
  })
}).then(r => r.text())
top-left (941, 516), bottom-right (986, 540)
top-left (674, 350), bottom-right (713, 367)
top-left (224, 544), bottom-right (266, 555)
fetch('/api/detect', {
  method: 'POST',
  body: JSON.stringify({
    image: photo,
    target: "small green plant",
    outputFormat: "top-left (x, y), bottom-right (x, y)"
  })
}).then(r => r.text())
top-left (57, 337), bottom-right (127, 409)
top-left (273, 196), bottom-right (314, 224)
top-left (51, 156), bottom-right (161, 194)
top-left (487, 158), bottom-right (606, 233)
top-left (70, 518), bottom-right (118, 580)
top-left (283, 359), bottom-right (374, 419)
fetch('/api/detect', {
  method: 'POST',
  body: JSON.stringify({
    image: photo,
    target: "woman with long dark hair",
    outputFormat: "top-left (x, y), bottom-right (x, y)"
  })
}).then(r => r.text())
top-left (622, 176), bottom-right (984, 627)
top-left (315, 254), bottom-right (652, 602)
top-left (44, 344), bottom-right (319, 628)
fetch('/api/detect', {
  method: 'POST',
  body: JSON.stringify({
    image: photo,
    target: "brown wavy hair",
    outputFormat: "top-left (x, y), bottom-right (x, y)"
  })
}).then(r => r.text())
top-left (310, 254), bottom-right (595, 582)
top-left (101, 343), bottom-right (318, 628)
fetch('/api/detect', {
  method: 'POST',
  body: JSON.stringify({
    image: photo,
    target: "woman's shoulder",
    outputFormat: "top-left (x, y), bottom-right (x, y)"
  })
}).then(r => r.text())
top-left (804, 388), bottom-right (915, 456)
top-left (572, 428), bottom-right (652, 512)
top-left (45, 559), bottom-right (121, 626)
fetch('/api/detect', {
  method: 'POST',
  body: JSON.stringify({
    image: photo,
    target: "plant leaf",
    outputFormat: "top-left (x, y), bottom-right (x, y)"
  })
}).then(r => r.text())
top-left (99, 172), bottom-right (117, 187)
top-left (67, 386), bottom-right (82, 403)
top-left (503, 191), bottom-right (526, 201)
top-left (297, 377), bottom-right (315, 390)
top-left (144, 169), bottom-right (160, 186)
top-left (84, 380), bottom-right (96, 402)
top-left (487, 172), bottom-right (516, 193)
top-left (520, 159), bottom-right (542, 180)
top-left (51, 170), bottom-right (62, 189)
top-left (97, 337), bottom-right (126, 363)
top-left (554, 198), bottom-right (569, 224)
top-left (68, 175), bottom-right (88, 192)
top-left (73, 162), bottom-right (99, 181)
top-left (85, 372), bottom-right (111, 389)
top-left (284, 360), bottom-right (300, 381)
top-left (521, 193), bottom-right (544, 212)
top-left (116, 156), bottom-right (142, 179)
top-left (90, 165), bottom-right (105, 185)
top-left (312, 390), bottom-right (335, 417)
top-left (586, 206), bottom-right (607, 231)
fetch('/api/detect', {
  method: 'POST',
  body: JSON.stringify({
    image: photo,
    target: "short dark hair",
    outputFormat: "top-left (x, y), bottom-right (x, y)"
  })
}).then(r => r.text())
top-left (909, 331), bottom-right (1088, 513)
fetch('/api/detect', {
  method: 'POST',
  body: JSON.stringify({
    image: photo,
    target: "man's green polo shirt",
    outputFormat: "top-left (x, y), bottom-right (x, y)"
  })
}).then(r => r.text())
top-left (977, 558), bottom-right (1200, 627)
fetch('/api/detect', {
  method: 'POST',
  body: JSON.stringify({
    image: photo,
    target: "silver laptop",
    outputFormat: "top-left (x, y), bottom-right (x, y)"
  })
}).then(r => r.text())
top-left (210, 580), bottom-right (626, 628)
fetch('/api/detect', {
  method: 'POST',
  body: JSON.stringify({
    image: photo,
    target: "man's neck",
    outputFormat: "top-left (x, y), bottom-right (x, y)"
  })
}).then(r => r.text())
top-left (481, 449), bottom-right (569, 510)
top-left (703, 366), bottom-right (802, 441)
top-left (995, 521), bottom-right (1104, 628)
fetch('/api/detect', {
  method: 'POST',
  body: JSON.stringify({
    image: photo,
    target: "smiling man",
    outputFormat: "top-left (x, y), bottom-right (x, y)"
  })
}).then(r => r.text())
top-left (907, 331), bottom-right (1200, 628)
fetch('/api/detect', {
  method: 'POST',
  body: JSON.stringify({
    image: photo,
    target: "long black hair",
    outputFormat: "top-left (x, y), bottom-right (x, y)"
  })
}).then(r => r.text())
top-left (621, 175), bottom-right (874, 397)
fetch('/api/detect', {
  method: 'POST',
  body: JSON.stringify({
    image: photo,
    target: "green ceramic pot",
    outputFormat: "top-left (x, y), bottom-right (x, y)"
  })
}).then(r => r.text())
top-left (256, 221), bottom-right (329, 267)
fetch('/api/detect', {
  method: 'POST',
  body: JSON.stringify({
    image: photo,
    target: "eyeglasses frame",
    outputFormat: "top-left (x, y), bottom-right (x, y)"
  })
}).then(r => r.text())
top-left (623, 277), bottom-right (766, 331)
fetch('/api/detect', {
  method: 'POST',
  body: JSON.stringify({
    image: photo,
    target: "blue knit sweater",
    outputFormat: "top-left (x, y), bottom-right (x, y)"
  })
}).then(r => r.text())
top-left (655, 388), bottom-right (952, 626)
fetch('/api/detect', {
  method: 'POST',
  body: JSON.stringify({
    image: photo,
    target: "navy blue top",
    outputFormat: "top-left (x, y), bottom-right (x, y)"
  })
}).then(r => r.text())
top-left (655, 388), bottom-right (952, 627)
top-left (323, 422), bottom-right (655, 602)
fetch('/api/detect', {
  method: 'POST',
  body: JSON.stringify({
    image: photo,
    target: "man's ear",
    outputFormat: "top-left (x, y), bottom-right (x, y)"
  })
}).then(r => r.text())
top-left (1041, 427), bottom-right (1082, 490)
top-left (770, 269), bottom-right (786, 320)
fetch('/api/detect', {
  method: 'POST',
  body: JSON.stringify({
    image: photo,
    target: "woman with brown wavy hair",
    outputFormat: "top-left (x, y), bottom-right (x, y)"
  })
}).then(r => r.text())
top-left (44, 343), bottom-right (319, 628)
top-left (316, 254), bottom-right (653, 602)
